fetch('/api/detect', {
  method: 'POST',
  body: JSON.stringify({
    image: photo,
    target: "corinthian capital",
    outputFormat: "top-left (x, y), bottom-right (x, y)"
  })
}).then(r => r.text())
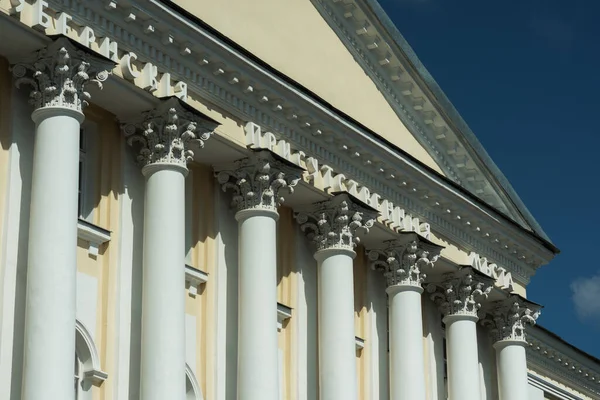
top-left (216, 150), bottom-right (303, 212)
top-left (122, 97), bottom-right (219, 170)
top-left (368, 233), bottom-right (443, 288)
top-left (294, 193), bottom-right (377, 252)
top-left (426, 267), bottom-right (494, 318)
top-left (481, 295), bottom-right (541, 343)
top-left (11, 37), bottom-right (114, 112)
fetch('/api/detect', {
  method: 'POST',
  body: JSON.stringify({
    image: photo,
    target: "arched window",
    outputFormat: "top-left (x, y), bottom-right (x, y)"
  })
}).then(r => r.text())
top-left (185, 364), bottom-right (204, 400)
top-left (74, 320), bottom-right (108, 399)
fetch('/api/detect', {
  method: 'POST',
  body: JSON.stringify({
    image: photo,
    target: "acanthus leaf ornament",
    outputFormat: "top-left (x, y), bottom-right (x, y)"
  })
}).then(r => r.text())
top-left (294, 193), bottom-right (377, 251)
top-left (368, 234), bottom-right (443, 288)
top-left (216, 150), bottom-right (304, 212)
top-left (481, 295), bottom-right (542, 343)
top-left (121, 97), bottom-right (218, 169)
top-left (426, 267), bottom-right (494, 318)
top-left (11, 37), bottom-right (114, 112)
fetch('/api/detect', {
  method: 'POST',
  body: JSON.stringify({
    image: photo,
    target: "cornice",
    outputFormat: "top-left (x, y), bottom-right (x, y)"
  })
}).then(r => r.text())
top-left (7, 0), bottom-right (556, 282)
top-left (311, 0), bottom-right (526, 227)
top-left (527, 328), bottom-right (600, 398)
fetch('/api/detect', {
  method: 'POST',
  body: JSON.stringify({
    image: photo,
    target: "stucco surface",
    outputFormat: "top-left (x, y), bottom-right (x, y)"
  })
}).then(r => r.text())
top-left (172, 0), bottom-right (444, 174)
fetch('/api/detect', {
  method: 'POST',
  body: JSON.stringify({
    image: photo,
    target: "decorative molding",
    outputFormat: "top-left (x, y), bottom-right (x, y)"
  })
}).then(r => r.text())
top-left (368, 233), bottom-right (443, 288)
top-left (121, 97), bottom-right (218, 169)
top-left (185, 265), bottom-right (208, 297)
top-left (294, 193), bottom-right (377, 252)
top-left (77, 219), bottom-right (111, 257)
top-left (355, 336), bottom-right (365, 351)
top-left (216, 150), bottom-right (303, 212)
top-left (480, 295), bottom-right (541, 343)
top-left (312, 0), bottom-right (522, 222)
top-left (185, 363), bottom-right (204, 400)
top-left (6, 0), bottom-right (555, 283)
top-left (75, 319), bottom-right (108, 386)
top-left (426, 267), bottom-right (494, 318)
top-left (528, 373), bottom-right (583, 400)
top-left (11, 37), bottom-right (113, 112)
top-left (527, 327), bottom-right (600, 398)
top-left (277, 303), bottom-right (292, 332)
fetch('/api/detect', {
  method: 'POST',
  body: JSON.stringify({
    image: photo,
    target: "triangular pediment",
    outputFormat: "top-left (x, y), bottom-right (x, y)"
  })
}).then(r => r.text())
top-left (309, 0), bottom-right (549, 238)
top-left (172, 0), bottom-right (549, 239)
top-left (171, 0), bottom-right (446, 174)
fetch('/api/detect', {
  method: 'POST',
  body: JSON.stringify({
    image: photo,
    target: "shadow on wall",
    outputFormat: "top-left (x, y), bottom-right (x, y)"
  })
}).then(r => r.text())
top-left (8, 72), bottom-right (35, 400)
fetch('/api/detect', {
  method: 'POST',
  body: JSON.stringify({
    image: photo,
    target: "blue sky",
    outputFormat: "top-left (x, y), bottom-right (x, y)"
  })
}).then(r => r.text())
top-left (377, 0), bottom-right (600, 357)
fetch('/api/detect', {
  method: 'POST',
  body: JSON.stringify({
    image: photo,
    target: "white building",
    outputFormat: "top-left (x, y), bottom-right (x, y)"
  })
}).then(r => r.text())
top-left (0, 0), bottom-right (597, 399)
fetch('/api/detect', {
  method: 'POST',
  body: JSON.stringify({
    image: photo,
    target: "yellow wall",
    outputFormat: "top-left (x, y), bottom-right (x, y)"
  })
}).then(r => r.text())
top-left (354, 247), bottom-right (371, 399)
top-left (277, 207), bottom-right (299, 399)
top-left (172, 0), bottom-right (443, 174)
top-left (74, 105), bottom-right (122, 399)
top-left (186, 164), bottom-right (217, 397)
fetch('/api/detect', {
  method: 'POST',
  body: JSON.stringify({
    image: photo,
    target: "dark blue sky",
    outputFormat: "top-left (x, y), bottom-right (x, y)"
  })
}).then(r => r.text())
top-left (377, 0), bottom-right (600, 357)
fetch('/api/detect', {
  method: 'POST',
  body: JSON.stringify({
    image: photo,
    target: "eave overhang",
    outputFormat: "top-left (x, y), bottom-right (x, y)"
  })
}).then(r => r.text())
top-left (0, 0), bottom-right (557, 286)
top-left (311, 0), bottom-right (555, 246)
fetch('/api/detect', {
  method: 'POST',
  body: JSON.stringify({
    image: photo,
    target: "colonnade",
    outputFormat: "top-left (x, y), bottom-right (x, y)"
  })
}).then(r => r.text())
top-left (13, 37), bottom-right (540, 400)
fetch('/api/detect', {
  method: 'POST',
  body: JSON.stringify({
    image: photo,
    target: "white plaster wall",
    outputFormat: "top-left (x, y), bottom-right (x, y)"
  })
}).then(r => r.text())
top-left (186, 313), bottom-right (197, 374)
top-left (112, 141), bottom-right (145, 400)
top-left (214, 184), bottom-right (238, 400)
top-left (528, 383), bottom-right (545, 400)
top-left (0, 89), bottom-right (33, 400)
top-left (423, 297), bottom-right (445, 400)
top-left (367, 264), bottom-right (388, 399)
top-left (477, 324), bottom-right (498, 400)
top-left (294, 224), bottom-right (318, 400)
top-left (76, 272), bottom-right (98, 341)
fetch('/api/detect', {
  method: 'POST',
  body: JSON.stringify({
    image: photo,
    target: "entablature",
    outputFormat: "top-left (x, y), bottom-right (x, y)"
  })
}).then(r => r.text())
top-left (0, 0), bottom-right (556, 285)
top-left (527, 326), bottom-right (600, 399)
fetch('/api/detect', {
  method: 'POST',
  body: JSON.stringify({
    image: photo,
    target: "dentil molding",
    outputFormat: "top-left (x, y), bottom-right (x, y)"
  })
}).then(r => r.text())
top-left (3, 0), bottom-right (555, 284)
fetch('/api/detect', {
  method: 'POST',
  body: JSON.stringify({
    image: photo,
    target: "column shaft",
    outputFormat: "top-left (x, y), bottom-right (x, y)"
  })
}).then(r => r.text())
top-left (236, 209), bottom-right (280, 400)
top-left (495, 341), bottom-right (529, 400)
top-left (388, 286), bottom-right (426, 400)
top-left (445, 315), bottom-right (481, 400)
top-left (22, 108), bottom-right (83, 400)
top-left (316, 249), bottom-right (357, 400)
top-left (140, 165), bottom-right (187, 399)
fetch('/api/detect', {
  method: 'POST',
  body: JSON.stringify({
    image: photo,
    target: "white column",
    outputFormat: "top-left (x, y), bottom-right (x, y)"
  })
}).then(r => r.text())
top-left (217, 150), bottom-right (302, 400)
top-left (483, 295), bottom-right (541, 400)
top-left (316, 247), bottom-right (357, 400)
top-left (427, 267), bottom-right (494, 400)
top-left (369, 237), bottom-right (442, 400)
top-left (295, 194), bottom-right (376, 400)
top-left (11, 38), bottom-right (112, 400)
top-left (123, 98), bottom-right (215, 399)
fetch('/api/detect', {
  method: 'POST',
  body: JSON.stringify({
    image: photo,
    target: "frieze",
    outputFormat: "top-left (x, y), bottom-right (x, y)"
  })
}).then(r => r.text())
top-left (3, 0), bottom-right (553, 284)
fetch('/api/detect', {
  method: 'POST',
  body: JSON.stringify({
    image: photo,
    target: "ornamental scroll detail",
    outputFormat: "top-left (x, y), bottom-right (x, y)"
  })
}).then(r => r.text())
top-left (294, 193), bottom-right (376, 252)
top-left (121, 97), bottom-right (217, 169)
top-left (12, 37), bottom-right (114, 112)
top-left (216, 150), bottom-right (303, 212)
top-left (368, 236), bottom-right (443, 288)
top-left (426, 267), bottom-right (494, 318)
top-left (481, 295), bottom-right (541, 342)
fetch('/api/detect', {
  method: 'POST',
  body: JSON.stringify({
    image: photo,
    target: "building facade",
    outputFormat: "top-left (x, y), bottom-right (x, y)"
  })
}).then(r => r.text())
top-left (0, 0), bottom-right (598, 399)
